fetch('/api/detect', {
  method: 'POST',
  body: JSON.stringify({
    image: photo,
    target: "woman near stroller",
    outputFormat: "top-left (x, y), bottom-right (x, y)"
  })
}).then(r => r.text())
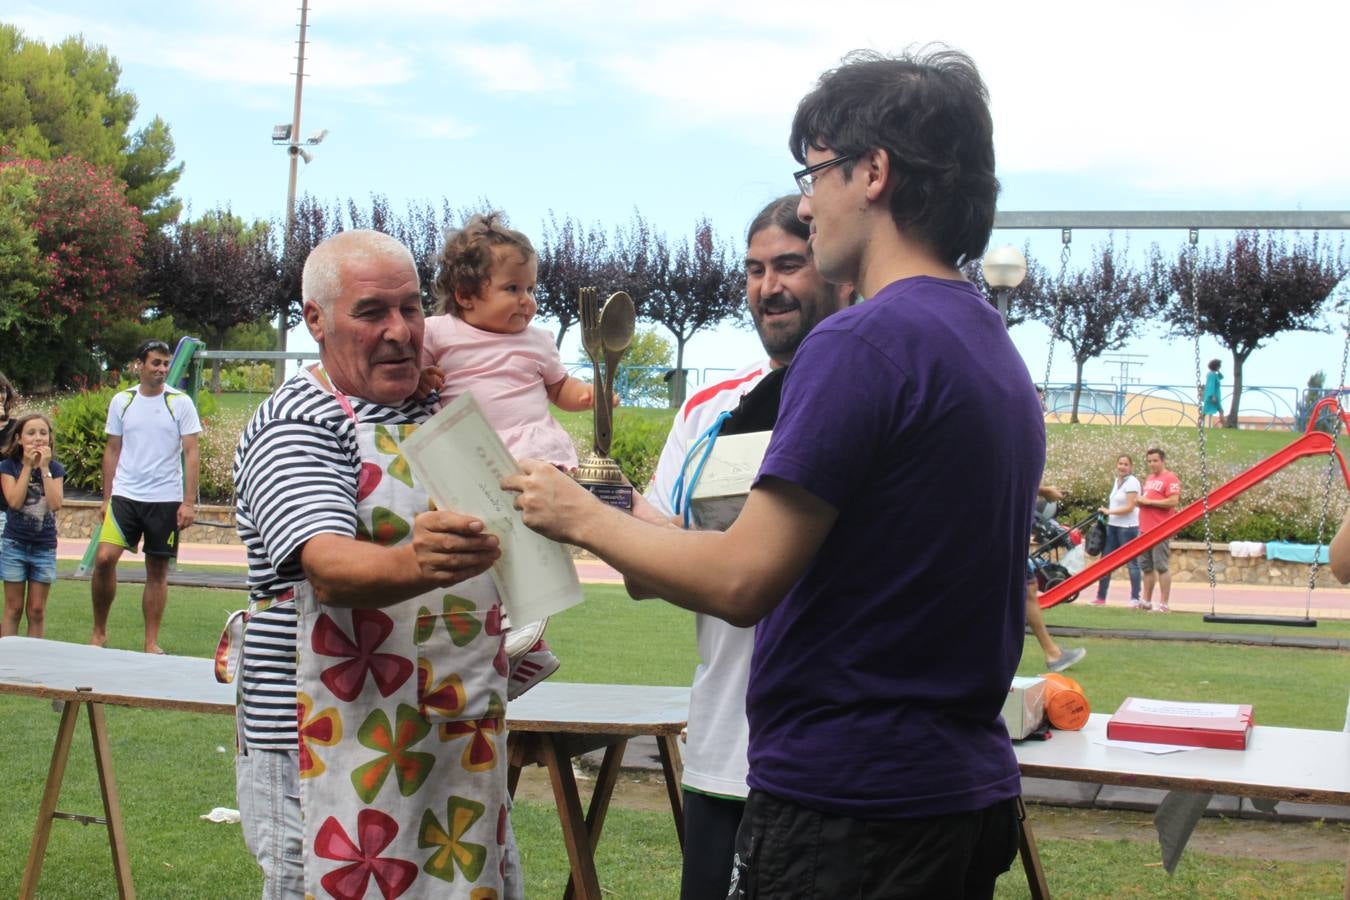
top-left (1093, 454), bottom-right (1142, 606)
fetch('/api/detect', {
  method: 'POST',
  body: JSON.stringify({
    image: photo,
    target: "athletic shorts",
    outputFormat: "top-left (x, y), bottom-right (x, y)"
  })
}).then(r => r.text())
top-left (1, 538), bottom-right (57, 584)
top-left (729, 789), bottom-right (1017, 898)
top-left (101, 497), bottom-right (180, 558)
top-left (1138, 540), bottom-right (1170, 573)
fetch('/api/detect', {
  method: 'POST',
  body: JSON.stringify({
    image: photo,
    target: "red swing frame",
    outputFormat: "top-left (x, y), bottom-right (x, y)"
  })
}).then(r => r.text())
top-left (1038, 396), bottom-right (1350, 609)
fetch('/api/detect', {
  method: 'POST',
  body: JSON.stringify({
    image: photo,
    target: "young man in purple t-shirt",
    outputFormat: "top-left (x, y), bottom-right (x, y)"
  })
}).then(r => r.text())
top-left (506, 47), bottom-right (1043, 898)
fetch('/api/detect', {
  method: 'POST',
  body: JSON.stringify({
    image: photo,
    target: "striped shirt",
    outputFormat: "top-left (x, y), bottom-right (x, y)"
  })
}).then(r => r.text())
top-left (232, 373), bottom-right (433, 749)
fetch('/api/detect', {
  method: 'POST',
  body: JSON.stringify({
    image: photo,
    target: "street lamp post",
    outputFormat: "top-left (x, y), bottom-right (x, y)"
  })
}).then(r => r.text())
top-left (981, 244), bottom-right (1027, 325)
top-left (269, 0), bottom-right (327, 387)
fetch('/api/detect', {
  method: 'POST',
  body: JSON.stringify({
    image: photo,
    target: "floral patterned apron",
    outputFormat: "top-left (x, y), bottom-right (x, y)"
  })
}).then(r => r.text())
top-left (296, 369), bottom-right (517, 899)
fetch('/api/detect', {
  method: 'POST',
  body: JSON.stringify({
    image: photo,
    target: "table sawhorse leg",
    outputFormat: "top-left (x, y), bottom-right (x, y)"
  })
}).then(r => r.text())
top-left (1017, 796), bottom-right (1050, 900)
top-left (655, 734), bottom-right (685, 849)
top-left (538, 733), bottom-right (608, 900)
top-left (21, 700), bottom-right (134, 900)
top-left (561, 740), bottom-right (627, 900)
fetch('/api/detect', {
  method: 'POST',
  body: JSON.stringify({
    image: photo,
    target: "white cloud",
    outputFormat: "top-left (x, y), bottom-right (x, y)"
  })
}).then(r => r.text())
top-left (385, 113), bottom-right (480, 141)
top-left (9, 3), bottom-right (412, 89)
top-left (445, 43), bottom-right (576, 93)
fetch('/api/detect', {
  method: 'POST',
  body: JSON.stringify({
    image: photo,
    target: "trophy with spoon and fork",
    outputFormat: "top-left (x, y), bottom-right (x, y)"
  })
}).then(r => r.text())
top-left (573, 286), bottom-right (636, 509)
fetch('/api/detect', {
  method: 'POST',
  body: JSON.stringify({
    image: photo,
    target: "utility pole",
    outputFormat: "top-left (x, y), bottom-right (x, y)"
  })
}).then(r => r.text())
top-left (273, 0), bottom-right (311, 388)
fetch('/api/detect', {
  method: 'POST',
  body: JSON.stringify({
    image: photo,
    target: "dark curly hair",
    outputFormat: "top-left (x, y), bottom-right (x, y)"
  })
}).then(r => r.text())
top-left (432, 212), bottom-right (536, 316)
top-left (789, 46), bottom-right (999, 268)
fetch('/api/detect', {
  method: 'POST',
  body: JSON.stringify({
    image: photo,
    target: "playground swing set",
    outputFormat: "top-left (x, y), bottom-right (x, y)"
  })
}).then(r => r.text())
top-left (1033, 226), bottom-right (1350, 627)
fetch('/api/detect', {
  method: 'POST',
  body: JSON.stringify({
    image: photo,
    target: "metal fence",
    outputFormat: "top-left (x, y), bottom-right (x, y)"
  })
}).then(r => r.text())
top-left (1042, 382), bottom-right (1349, 431)
top-left (564, 363), bottom-right (736, 408)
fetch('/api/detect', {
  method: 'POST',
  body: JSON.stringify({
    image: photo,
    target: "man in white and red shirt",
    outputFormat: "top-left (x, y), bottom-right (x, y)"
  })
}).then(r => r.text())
top-left (1137, 446), bottom-right (1182, 612)
top-left (647, 194), bottom-right (853, 900)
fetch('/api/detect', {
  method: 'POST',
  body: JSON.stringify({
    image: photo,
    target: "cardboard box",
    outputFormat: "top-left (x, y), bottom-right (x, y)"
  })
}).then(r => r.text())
top-left (1003, 676), bottom-right (1047, 739)
top-left (686, 431), bottom-right (773, 530)
top-left (1107, 697), bottom-right (1253, 750)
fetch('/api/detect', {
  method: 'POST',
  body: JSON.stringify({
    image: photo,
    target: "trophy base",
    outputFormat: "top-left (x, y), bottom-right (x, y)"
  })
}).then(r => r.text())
top-left (574, 455), bottom-right (633, 511)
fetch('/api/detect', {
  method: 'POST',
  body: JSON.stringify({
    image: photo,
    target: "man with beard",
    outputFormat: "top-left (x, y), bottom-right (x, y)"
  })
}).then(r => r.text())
top-left (646, 194), bottom-right (853, 899)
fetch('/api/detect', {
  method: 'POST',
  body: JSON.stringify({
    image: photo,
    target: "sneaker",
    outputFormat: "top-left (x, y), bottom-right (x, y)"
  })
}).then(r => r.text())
top-left (508, 639), bottom-right (560, 700)
top-left (1154, 603), bottom-right (1171, 614)
top-left (1090, 597), bottom-right (1106, 606)
top-left (1132, 599), bottom-right (1152, 610)
top-left (1046, 647), bottom-right (1086, 673)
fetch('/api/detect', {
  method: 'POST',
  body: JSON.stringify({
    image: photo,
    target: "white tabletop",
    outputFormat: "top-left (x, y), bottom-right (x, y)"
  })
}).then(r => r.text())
top-left (0, 638), bottom-right (689, 735)
top-left (1014, 713), bottom-right (1350, 805)
top-left (0, 636), bottom-right (233, 714)
top-left (505, 681), bottom-right (690, 735)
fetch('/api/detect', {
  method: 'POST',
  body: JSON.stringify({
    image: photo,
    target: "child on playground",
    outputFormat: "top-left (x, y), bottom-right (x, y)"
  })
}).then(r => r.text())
top-left (0, 413), bottom-right (65, 638)
top-left (422, 211), bottom-right (597, 697)
top-left (1203, 359), bottom-right (1224, 428)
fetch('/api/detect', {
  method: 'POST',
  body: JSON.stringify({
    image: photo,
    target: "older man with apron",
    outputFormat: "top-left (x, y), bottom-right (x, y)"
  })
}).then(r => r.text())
top-left (227, 230), bottom-right (520, 900)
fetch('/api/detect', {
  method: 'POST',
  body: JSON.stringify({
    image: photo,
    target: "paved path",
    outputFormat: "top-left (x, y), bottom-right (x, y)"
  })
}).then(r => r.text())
top-left (58, 538), bottom-right (624, 580)
top-left (59, 538), bottom-right (1350, 617)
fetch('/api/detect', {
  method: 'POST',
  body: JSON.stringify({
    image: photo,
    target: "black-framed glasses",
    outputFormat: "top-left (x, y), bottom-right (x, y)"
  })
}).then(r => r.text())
top-left (793, 154), bottom-right (857, 197)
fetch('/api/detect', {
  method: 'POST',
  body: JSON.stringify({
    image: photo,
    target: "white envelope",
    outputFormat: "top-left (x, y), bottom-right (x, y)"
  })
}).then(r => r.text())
top-left (401, 393), bottom-right (583, 623)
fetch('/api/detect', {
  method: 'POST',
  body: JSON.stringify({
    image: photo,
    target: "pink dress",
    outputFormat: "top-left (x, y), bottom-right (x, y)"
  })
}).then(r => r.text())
top-left (422, 316), bottom-right (579, 469)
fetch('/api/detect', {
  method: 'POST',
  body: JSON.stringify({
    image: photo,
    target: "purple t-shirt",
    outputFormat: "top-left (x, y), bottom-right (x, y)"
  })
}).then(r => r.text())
top-left (748, 276), bottom-right (1045, 820)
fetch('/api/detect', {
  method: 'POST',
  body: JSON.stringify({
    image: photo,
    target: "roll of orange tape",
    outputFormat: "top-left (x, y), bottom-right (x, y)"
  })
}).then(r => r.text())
top-left (1040, 672), bottom-right (1090, 730)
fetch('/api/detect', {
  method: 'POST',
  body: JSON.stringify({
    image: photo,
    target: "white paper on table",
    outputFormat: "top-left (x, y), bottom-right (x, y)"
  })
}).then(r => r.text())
top-left (1094, 738), bottom-right (1203, 755)
top-left (1127, 698), bottom-right (1241, 719)
top-left (401, 393), bottom-right (583, 623)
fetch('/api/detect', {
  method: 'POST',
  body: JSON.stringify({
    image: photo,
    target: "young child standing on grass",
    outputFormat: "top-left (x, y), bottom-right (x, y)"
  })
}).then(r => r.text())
top-left (422, 211), bottom-right (598, 697)
top-left (0, 413), bottom-right (65, 637)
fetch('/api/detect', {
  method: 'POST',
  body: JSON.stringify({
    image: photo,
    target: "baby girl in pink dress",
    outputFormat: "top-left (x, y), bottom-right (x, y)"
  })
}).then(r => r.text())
top-left (423, 212), bottom-right (596, 696)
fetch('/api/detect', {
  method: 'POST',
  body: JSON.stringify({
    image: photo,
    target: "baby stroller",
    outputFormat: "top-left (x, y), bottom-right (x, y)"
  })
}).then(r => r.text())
top-left (1029, 500), bottom-right (1094, 603)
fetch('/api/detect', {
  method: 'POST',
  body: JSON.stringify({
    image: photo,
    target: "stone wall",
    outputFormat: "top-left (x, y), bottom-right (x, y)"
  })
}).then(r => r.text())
top-left (1116, 540), bottom-right (1347, 590)
top-left (58, 500), bottom-right (240, 545)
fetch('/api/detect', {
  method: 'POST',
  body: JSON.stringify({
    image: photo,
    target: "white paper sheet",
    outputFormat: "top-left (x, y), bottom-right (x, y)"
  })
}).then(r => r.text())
top-left (1094, 738), bottom-right (1203, 755)
top-left (1126, 698), bottom-right (1241, 719)
top-left (401, 393), bottom-right (583, 623)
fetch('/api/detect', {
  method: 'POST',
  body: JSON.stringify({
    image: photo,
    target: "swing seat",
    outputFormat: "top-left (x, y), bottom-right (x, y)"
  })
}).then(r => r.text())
top-left (1202, 613), bottom-right (1317, 628)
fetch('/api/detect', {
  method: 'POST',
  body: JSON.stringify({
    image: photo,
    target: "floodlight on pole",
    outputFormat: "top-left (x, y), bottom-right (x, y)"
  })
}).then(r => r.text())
top-left (981, 244), bottom-right (1027, 325)
top-left (270, 0), bottom-right (324, 387)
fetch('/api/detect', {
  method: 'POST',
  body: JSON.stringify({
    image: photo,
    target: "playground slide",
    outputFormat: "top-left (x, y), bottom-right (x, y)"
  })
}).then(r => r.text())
top-left (75, 337), bottom-right (205, 576)
top-left (1039, 425), bottom-right (1350, 609)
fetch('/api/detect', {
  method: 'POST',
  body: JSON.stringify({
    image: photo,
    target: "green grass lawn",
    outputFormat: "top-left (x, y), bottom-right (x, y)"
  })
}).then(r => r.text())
top-left (3, 580), bottom-right (1346, 897)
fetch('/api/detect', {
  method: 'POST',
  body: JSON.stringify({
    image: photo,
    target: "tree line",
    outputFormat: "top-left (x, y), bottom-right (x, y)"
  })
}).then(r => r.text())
top-left (3, 22), bottom-right (1347, 422)
top-left (970, 234), bottom-right (1348, 425)
top-left (0, 23), bottom-right (747, 396)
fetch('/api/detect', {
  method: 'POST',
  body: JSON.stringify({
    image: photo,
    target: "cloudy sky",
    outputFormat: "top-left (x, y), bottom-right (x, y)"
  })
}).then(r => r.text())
top-left (10, 0), bottom-right (1350, 410)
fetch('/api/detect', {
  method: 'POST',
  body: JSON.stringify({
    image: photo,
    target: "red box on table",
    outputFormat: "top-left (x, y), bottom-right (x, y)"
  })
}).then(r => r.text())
top-left (1106, 697), bottom-right (1253, 750)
